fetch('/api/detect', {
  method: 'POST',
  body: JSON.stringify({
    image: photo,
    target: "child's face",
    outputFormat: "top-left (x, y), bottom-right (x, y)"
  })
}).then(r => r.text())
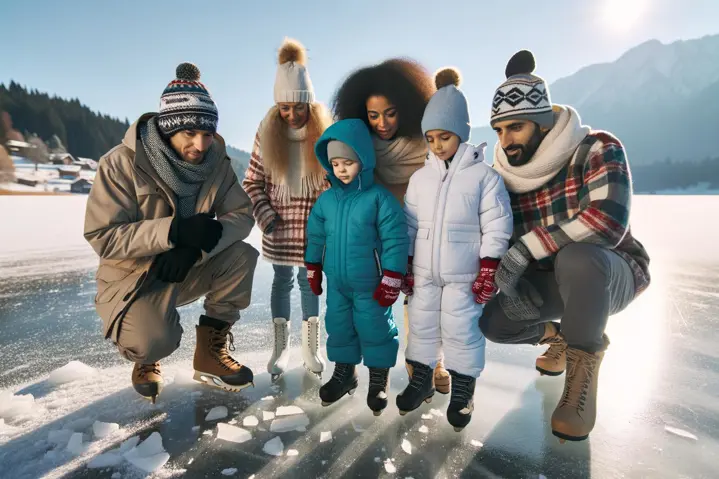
top-left (425, 130), bottom-right (460, 161)
top-left (331, 158), bottom-right (361, 184)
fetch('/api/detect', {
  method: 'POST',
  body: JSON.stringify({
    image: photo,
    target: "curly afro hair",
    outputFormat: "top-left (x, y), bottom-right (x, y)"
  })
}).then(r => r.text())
top-left (331, 57), bottom-right (435, 138)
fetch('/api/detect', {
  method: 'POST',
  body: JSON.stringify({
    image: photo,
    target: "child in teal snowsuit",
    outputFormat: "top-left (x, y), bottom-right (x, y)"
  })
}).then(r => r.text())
top-left (305, 118), bottom-right (409, 416)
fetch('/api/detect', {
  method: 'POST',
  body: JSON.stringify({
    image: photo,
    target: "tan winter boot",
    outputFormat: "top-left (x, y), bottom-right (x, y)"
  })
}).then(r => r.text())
top-left (551, 337), bottom-right (609, 443)
top-left (193, 324), bottom-right (254, 392)
top-left (536, 322), bottom-right (568, 376)
top-left (132, 362), bottom-right (163, 404)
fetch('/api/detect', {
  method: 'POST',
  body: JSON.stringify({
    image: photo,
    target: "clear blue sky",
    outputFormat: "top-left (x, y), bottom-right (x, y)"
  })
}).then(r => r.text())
top-left (2, 0), bottom-right (718, 150)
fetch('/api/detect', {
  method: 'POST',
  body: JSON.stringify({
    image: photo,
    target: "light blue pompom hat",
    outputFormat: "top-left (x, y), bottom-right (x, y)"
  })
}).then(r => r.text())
top-left (420, 67), bottom-right (470, 142)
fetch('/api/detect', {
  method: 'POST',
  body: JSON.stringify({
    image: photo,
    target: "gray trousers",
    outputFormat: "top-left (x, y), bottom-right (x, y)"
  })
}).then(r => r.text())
top-left (479, 243), bottom-right (635, 353)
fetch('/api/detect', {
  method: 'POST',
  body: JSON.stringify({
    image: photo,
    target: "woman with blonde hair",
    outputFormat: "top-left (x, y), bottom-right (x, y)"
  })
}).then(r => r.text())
top-left (243, 38), bottom-right (332, 381)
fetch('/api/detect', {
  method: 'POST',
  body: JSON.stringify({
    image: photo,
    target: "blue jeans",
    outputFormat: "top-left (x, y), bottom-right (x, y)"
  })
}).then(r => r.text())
top-left (271, 265), bottom-right (319, 321)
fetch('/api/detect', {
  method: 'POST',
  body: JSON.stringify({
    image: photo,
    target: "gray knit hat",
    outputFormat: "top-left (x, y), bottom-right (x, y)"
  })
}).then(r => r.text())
top-left (327, 140), bottom-right (360, 163)
top-left (158, 62), bottom-right (219, 135)
top-left (421, 68), bottom-right (470, 142)
top-left (274, 38), bottom-right (315, 104)
top-left (490, 50), bottom-right (553, 128)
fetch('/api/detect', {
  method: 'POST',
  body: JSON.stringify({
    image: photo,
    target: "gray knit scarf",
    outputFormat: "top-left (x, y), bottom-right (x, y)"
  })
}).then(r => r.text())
top-left (139, 116), bottom-right (223, 217)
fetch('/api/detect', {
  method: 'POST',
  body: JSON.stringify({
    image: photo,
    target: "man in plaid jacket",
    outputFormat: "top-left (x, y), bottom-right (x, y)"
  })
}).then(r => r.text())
top-left (480, 50), bottom-right (651, 443)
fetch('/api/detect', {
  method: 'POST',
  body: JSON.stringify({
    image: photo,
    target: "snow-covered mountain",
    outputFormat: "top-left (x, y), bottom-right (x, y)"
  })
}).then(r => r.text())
top-left (471, 34), bottom-right (719, 166)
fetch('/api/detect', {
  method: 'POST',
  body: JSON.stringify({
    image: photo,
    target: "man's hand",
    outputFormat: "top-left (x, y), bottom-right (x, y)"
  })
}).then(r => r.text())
top-left (498, 278), bottom-right (544, 321)
top-left (170, 213), bottom-right (223, 253)
top-left (154, 247), bottom-right (201, 283)
top-left (495, 241), bottom-right (532, 298)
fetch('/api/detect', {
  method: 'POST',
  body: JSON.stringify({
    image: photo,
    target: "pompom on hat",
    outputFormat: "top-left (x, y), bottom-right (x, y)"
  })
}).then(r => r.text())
top-left (490, 50), bottom-right (553, 128)
top-left (158, 62), bottom-right (219, 136)
top-left (274, 38), bottom-right (315, 104)
top-left (421, 67), bottom-right (471, 142)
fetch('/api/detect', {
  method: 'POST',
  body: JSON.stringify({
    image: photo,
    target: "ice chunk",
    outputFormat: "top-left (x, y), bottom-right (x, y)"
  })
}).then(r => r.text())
top-left (127, 452), bottom-right (170, 473)
top-left (228, 419), bottom-right (237, 425)
top-left (221, 468), bottom-right (238, 476)
top-left (320, 431), bottom-right (332, 443)
top-left (664, 425), bottom-right (698, 440)
top-left (263, 436), bottom-right (284, 456)
top-left (374, 457), bottom-right (381, 463)
top-left (48, 361), bottom-right (97, 385)
top-left (0, 392), bottom-right (35, 420)
top-left (111, 473), bottom-right (121, 479)
top-left (205, 406), bottom-right (228, 421)
top-left (188, 458), bottom-right (194, 465)
top-left (275, 405), bottom-right (304, 416)
top-left (263, 411), bottom-right (275, 421)
top-left (93, 421), bottom-right (120, 438)
top-left (87, 452), bottom-right (123, 468)
top-left (191, 426), bottom-right (200, 432)
top-left (401, 439), bottom-right (412, 454)
top-left (202, 430), bottom-right (213, 436)
top-left (429, 409), bottom-right (444, 417)
top-left (384, 459), bottom-right (396, 473)
top-left (66, 417), bottom-right (94, 432)
top-left (287, 449), bottom-right (299, 456)
top-left (243, 415), bottom-right (259, 427)
top-left (261, 396), bottom-right (274, 401)
top-left (118, 435), bottom-right (140, 453)
top-left (321, 461), bottom-right (327, 466)
top-left (123, 432), bottom-right (164, 459)
top-left (66, 432), bottom-right (88, 455)
top-left (47, 429), bottom-right (73, 446)
top-left (270, 414), bottom-right (310, 433)
top-left (421, 414), bottom-right (433, 420)
top-left (470, 440), bottom-right (484, 448)
top-left (216, 423), bottom-right (252, 444)
top-left (419, 425), bottom-right (429, 434)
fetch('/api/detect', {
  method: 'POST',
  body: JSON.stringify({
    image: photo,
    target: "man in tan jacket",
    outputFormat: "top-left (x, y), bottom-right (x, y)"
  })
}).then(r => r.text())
top-left (84, 63), bottom-right (259, 403)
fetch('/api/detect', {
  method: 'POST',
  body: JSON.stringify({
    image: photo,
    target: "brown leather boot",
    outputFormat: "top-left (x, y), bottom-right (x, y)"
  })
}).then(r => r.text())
top-left (132, 362), bottom-right (162, 404)
top-left (193, 323), bottom-right (254, 392)
top-left (405, 360), bottom-right (451, 395)
top-left (536, 322), bottom-right (568, 376)
top-left (551, 337), bottom-right (609, 442)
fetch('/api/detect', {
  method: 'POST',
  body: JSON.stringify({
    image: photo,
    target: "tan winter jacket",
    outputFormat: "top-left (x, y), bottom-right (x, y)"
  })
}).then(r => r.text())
top-left (84, 113), bottom-right (255, 340)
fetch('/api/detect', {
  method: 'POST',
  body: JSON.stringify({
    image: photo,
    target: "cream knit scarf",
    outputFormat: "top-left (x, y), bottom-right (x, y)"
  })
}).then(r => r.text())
top-left (372, 134), bottom-right (427, 186)
top-left (493, 105), bottom-right (590, 193)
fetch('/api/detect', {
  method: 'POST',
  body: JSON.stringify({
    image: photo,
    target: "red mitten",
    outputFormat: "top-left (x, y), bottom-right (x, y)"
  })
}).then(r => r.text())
top-left (400, 256), bottom-right (414, 296)
top-left (472, 257), bottom-right (500, 304)
top-left (373, 270), bottom-right (403, 307)
top-left (305, 263), bottom-right (323, 296)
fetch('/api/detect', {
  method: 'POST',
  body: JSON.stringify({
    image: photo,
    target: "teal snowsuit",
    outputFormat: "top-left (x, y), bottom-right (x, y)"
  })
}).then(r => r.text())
top-left (306, 119), bottom-right (409, 368)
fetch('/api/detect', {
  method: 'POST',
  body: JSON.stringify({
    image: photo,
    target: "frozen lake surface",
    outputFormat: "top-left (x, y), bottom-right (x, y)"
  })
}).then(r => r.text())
top-left (0, 195), bottom-right (717, 478)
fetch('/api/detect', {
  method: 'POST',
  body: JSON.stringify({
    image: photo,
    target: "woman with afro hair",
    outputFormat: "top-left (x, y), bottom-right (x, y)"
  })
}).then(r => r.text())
top-left (331, 58), bottom-right (451, 395)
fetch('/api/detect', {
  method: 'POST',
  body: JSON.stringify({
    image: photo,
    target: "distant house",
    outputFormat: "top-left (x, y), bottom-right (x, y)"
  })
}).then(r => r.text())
top-left (5, 139), bottom-right (33, 156)
top-left (74, 157), bottom-right (98, 171)
top-left (50, 152), bottom-right (76, 165)
top-left (58, 165), bottom-right (82, 179)
top-left (16, 176), bottom-right (43, 187)
top-left (71, 178), bottom-right (93, 194)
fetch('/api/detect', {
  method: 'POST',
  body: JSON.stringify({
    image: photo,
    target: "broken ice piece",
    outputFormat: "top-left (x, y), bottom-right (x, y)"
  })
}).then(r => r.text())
top-left (263, 436), bottom-right (284, 456)
top-left (127, 452), bottom-right (171, 473)
top-left (470, 440), bottom-right (484, 448)
top-left (243, 415), bottom-right (259, 427)
top-left (48, 361), bottom-right (98, 385)
top-left (263, 411), bottom-right (276, 421)
top-left (65, 417), bottom-right (94, 432)
top-left (228, 419), bottom-right (238, 425)
top-left (270, 414), bottom-right (310, 433)
top-left (221, 468), bottom-right (238, 476)
top-left (93, 421), bottom-right (120, 438)
top-left (123, 432), bottom-right (165, 459)
top-left (430, 409), bottom-right (444, 417)
top-left (374, 457), bottom-right (381, 463)
top-left (118, 435), bottom-right (140, 453)
top-left (66, 432), bottom-right (88, 456)
top-left (261, 396), bottom-right (274, 401)
top-left (88, 452), bottom-right (123, 468)
top-left (188, 458), bottom-right (194, 465)
top-left (421, 414), bottom-right (433, 420)
top-left (275, 405), bottom-right (304, 416)
top-left (664, 425), bottom-right (698, 440)
top-left (205, 406), bottom-right (228, 421)
top-left (419, 425), bottom-right (429, 434)
top-left (320, 431), bottom-right (332, 443)
top-left (202, 430), bottom-right (213, 436)
top-left (287, 449), bottom-right (299, 456)
top-left (321, 460), bottom-right (327, 466)
top-left (191, 426), bottom-right (200, 432)
top-left (401, 439), bottom-right (412, 454)
top-left (384, 459), bottom-right (396, 473)
top-left (216, 423), bottom-right (252, 444)
top-left (47, 429), bottom-right (73, 446)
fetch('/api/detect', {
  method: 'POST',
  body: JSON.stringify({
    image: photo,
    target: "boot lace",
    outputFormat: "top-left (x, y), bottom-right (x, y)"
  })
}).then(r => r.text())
top-left (543, 335), bottom-right (568, 361)
top-left (450, 372), bottom-right (474, 406)
top-left (558, 349), bottom-right (597, 412)
top-left (274, 321), bottom-right (287, 354)
top-left (331, 363), bottom-right (353, 383)
top-left (369, 368), bottom-right (389, 390)
top-left (138, 362), bottom-right (161, 378)
top-left (210, 327), bottom-right (242, 371)
top-left (407, 362), bottom-right (431, 391)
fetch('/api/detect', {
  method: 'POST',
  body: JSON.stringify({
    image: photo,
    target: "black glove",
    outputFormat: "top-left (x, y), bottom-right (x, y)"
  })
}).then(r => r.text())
top-left (154, 247), bottom-right (202, 283)
top-left (498, 278), bottom-right (544, 321)
top-left (169, 213), bottom-right (223, 253)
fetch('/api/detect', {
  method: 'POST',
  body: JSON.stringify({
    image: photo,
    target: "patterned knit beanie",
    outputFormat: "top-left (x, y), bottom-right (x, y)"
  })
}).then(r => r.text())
top-left (421, 67), bottom-right (470, 142)
top-left (490, 50), bottom-right (553, 129)
top-left (274, 38), bottom-right (315, 104)
top-left (158, 62), bottom-right (219, 136)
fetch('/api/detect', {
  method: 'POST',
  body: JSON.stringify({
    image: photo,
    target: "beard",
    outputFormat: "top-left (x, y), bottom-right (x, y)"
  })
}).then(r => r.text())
top-left (504, 126), bottom-right (545, 167)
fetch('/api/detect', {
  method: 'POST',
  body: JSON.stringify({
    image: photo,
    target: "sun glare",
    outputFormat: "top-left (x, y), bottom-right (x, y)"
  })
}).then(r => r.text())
top-left (600, 0), bottom-right (649, 32)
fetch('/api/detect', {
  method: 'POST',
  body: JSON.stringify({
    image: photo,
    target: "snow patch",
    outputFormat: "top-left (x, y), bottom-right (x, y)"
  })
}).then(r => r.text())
top-left (0, 392), bottom-right (37, 422)
top-left (93, 420), bottom-right (120, 438)
top-left (242, 415), bottom-right (259, 427)
top-left (320, 431), bottom-right (332, 443)
top-left (429, 409), bottom-right (444, 417)
top-left (48, 361), bottom-right (98, 385)
top-left (263, 436), bottom-right (284, 456)
top-left (205, 406), bottom-right (229, 421)
top-left (216, 423), bottom-right (252, 444)
top-left (419, 425), bottom-right (429, 434)
top-left (421, 414), bottom-right (433, 420)
top-left (401, 439), bottom-right (412, 454)
top-left (270, 414), bottom-right (310, 433)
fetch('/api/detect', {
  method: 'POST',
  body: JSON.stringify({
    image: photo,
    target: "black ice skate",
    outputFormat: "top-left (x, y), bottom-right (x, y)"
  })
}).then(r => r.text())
top-left (367, 367), bottom-right (390, 416)
top-left (446, 369), bottom-right (476, 432)
top-left (319, 363), bottom-right (358, 406)
top-left (396, 359), bottom-right (435, 416)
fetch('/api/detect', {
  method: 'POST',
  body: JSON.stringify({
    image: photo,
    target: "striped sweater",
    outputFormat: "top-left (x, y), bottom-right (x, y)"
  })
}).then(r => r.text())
top-left (509, 131), bottom-right (650, 296)
top-left (242, 131), bottom-right (327, 267)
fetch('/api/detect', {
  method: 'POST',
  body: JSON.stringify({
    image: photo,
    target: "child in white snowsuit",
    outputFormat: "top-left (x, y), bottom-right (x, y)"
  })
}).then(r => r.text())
top-left (399, 68), bottom-right (513, 431)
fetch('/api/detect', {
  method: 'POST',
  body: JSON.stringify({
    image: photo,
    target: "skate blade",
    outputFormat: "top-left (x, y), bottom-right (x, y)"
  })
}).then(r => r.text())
top-left (424, 396), bottom-right (433, 404)
top-left (140, 394), bottom-right (158, 405)
top-left (453, 426), bottom-right (465, 432)
top-left (536, 366), bottom-right (564, 377)
top-left (193, 371), bottom-right (253, 392)
top-left (552, 430), bottom-right (588, 443)
top-left (372, 410), bottom-right (383, 417)
top-left (321, 386), bottom-right (357, 407)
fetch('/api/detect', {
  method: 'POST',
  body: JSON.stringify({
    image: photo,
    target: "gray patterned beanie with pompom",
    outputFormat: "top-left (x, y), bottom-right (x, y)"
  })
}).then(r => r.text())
top-left (158, 62), bottom-right (219, 136)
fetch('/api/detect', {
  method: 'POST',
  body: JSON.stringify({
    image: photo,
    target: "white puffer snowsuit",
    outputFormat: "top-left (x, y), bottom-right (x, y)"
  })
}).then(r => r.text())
top-left (404, 142), bottom-right (513, 377)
